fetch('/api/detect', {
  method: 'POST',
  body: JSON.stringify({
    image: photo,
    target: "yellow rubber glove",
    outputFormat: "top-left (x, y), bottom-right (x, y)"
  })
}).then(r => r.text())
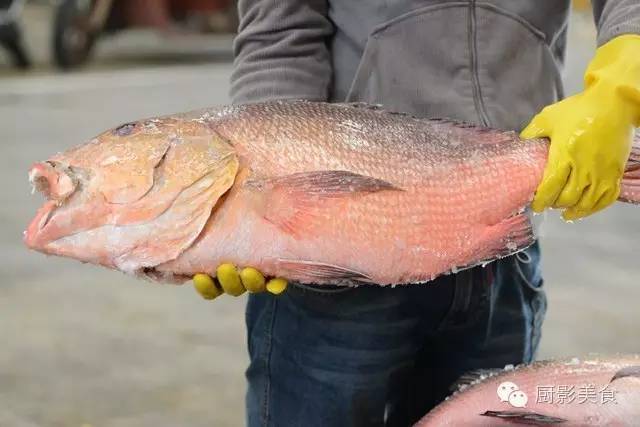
top-left (520, 34), bottom-right (640, 220)
top-left (193, 264), bottom-right (288, 300)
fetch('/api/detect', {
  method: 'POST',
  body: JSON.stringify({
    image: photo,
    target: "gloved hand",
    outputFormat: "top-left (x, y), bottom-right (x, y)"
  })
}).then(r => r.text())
top-left (520, 34), bottom-right (640, 220)
top-left (193, 264), bottom-right (288, 300)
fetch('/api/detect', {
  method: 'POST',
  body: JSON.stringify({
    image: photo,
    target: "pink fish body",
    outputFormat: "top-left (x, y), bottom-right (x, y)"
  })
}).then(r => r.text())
top-left (24, 101), bottom-right (640, 285)
top-left (416, 355), bottom-right (640, 426)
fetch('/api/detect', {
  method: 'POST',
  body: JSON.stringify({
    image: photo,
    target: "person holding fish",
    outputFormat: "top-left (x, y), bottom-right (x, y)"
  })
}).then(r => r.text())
top-left (17, 0), bottom-right (637, 426)
top-left (188, 1), bottom-right (640, 426)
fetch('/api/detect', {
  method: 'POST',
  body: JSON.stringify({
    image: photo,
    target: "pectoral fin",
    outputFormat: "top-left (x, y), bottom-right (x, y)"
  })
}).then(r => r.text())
top-left (480, 410), bottom-right (567, 425)
top-left (247, 170), bottom-right (399, 196)
top-left (247, 170), bottom-right (400, 236)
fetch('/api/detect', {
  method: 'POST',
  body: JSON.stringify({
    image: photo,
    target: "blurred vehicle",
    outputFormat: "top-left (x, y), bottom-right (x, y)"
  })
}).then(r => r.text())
top-left (52, 0), bottom-right (237, 69)
top-left (0, 0), bottom-right (30, 68)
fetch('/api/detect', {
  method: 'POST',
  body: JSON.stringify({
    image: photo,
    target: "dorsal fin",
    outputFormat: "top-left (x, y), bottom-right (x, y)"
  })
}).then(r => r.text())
top-left (338, 102), bottom-right (507, 133)
top-left (340, 102), bottom-right (424, 120)
top-left (343, 102), bottom-right (385, 111)
top-left (428, 117), bottom-right (499, 131)
top-left (450, 368), bottom-right (503, 392)
top-left (429, 117), bottom-right (479, 127)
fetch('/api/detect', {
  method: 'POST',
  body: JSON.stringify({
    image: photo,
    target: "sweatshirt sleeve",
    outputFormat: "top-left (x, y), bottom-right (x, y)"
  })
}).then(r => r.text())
top-left (229, 0), bottom-right (334, 104)
top-left (592, 0), bottom-right (640, 46)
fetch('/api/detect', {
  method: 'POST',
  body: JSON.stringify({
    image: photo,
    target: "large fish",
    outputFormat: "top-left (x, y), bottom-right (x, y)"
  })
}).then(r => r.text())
top-left (24, 101), bottom-right (640, 285)
top-left (415, 355), bottom-right (640, 426)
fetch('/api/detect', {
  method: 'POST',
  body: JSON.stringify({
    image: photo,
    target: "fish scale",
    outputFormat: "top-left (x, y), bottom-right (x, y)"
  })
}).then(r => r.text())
top-left (24, 101), bottom-right (640, 286)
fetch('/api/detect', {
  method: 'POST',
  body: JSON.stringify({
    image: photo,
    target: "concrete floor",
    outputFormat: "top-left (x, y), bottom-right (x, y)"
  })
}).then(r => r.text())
top-left (1, 5), bottom-right (638, 427)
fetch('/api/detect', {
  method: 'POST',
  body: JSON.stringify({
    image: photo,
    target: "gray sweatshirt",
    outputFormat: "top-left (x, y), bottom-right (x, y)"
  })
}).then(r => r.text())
top-left (229, 0), bottom-right (640, 131)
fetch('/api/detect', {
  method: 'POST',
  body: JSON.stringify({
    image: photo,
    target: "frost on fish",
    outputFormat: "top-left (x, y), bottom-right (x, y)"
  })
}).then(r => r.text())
top-left (23, 101), bottom-right (640, 286)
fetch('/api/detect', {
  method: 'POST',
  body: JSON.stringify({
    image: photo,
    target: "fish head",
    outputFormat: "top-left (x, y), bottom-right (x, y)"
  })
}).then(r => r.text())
top-left (24, 117), bottom-right (239, 279)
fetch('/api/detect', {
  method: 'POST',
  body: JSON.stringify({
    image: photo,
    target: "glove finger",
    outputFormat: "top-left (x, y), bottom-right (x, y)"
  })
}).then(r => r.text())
top-left (240, 267), bottom-right (267, 293)
top-left (563, 184), bottom-right (618, 220)
top-left (570, 170), bottom-right (600, 212)
top-left (531, 160), bottom-right (571, 213)
top-left (554, 167), bottom-right (589, 208)
top-left (193, 273), bottom-right (223, 300)
top-left (266, 278), bottom-right (288, 295)
top-left (217, 263), bottom-right (246, 296)
top-left (592, 185), bottom-right (620, 212)
top-left (520, 112), bottom-right (551, 140)
top-left (561, 181), bottom-right (598, 220)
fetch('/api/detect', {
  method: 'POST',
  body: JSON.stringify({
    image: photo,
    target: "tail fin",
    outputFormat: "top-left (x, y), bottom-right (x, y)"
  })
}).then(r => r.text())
top-left (620, 136), bottom-right (640, 204)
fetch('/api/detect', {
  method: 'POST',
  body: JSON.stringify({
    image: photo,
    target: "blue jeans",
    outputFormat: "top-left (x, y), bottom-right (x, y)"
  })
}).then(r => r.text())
top-left (245, 242), bottom-right (546, 427)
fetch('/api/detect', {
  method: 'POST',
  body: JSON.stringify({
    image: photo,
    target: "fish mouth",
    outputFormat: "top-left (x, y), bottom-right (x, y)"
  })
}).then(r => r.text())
top-left (24, 161), bottom-right (80, 249)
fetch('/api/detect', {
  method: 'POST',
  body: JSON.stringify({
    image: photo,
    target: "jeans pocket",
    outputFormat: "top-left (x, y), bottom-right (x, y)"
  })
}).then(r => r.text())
top-left (514, 242), bottom-right (546, 359)
top-left (514, 246), bottom-right (544, 292)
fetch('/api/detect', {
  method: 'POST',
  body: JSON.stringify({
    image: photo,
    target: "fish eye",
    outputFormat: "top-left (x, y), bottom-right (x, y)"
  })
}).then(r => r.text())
top-left (113, 122), bottom-right (137, 136)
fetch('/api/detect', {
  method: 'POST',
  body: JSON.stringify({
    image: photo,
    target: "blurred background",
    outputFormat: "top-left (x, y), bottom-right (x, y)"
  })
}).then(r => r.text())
top-left (1, 1), bottom-right (638, 426)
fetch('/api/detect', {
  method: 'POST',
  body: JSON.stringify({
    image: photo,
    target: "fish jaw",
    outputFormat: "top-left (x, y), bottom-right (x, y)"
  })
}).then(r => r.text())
top-left (24, 199), bottom-right (58, 251)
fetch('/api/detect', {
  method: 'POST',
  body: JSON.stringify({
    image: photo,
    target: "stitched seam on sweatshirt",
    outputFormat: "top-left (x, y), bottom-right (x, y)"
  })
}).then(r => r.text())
top-left (476, 2), bottom-right (546, 42)
top-left (260, 297), bottom-right (278, 426)
top-left (467, 0), bottom-right (491, 126)
top-left (369, 2), bottom-right (467, 37)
